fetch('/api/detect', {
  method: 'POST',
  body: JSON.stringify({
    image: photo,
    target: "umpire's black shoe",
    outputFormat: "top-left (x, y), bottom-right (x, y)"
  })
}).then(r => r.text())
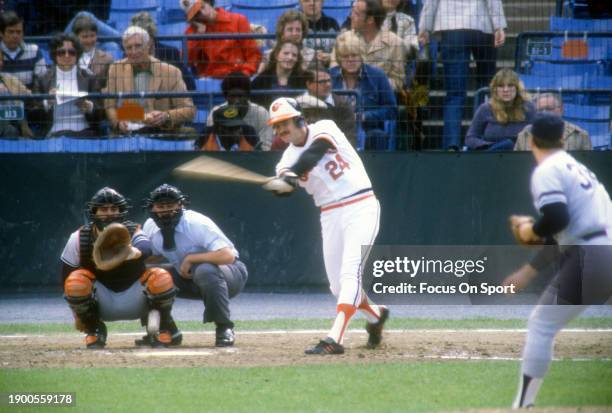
top-left (365, 307), bottom-right (389, 349)
top-left (305, 337), bottom-right (345, 355)
top-left (85, 321), bottom-right (107, 349)
top-left (215, 328), bottom-right (235, 347)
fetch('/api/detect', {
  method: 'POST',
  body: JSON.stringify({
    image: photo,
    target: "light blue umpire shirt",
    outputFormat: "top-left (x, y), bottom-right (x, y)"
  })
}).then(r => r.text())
top-left (142, 209), bottom-right (239, 273)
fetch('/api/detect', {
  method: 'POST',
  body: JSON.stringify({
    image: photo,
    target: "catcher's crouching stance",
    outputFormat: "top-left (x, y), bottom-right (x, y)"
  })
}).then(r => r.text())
top-left (61, 187), bottom-right (182, 349)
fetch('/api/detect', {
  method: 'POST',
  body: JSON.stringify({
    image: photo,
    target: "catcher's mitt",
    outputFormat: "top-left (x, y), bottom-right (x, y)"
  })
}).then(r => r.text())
top-left (93, 223), bottom-right (141, 271)
top-left (509, 215), bottom-right (544, 245)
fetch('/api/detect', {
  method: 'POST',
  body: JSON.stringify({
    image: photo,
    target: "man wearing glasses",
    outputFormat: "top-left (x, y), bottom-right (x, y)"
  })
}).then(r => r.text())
top-left (514, 92), bottom-right (592, 151)
top-left (302, 67), bottom-right (356, 146)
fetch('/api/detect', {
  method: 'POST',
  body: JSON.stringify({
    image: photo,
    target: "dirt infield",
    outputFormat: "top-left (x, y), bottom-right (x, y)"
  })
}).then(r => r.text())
top-left (1, 329), bottom-right (611, 368)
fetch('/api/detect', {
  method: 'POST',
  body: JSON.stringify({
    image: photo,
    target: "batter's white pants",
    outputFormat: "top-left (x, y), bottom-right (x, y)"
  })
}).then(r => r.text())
top-left (320, 196), bottom-right (380, 306)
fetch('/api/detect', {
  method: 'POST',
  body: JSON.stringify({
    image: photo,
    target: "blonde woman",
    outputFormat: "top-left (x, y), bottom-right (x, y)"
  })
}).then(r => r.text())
top-left (257, 10), bottom-right (316, 74)
top-left (466, 68), bottom-right (535, 151)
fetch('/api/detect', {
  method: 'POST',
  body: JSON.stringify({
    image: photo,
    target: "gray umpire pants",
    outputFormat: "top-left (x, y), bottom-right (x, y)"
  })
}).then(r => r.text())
top-left (170, 260), bottom-right (248, 327)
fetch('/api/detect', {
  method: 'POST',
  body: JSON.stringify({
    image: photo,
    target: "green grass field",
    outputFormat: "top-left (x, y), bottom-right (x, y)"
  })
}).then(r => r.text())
top-left (1, 316), bottom-right (611, 334)
top-left (1, 317), bottom-right (611, 413)
top-left (1, 361), bottom-right (611, 413)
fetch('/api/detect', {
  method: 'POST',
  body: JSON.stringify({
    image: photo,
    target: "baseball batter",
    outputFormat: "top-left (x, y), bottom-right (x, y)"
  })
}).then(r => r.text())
top-left (264, 97), bottom-right (389, 355)
top-left (502, 113), bottom-right (612, 408)
top-left (61, 187), bottom-right (182, 348)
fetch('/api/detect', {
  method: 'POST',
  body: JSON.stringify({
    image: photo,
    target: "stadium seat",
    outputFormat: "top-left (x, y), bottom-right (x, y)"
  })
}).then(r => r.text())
top-left (564, 103), bottom-right (610, 121)
top-left (193, 78), bottom-right (224, 109)
top-left (519, 74), bottom-right (584, 90)
top-left (527, 61), bottom-right (606, 77)
top-left (322, 0), bottom-right (353, 27)
top-left (111, 0), bottom-right (159, 10)
top-left (231, 1), bottom-right (298, 34)
top-left (99, 41), bottom-right (124, 61)
top-left (550, 17), bottom-right (612, 33)
top-left (157, 22), bottom-right (187, 50)
top-left (158, 8), bottom-right (187, 24)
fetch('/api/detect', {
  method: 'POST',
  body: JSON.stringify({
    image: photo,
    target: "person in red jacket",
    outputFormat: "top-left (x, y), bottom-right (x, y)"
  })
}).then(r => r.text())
top-left (181, 0), bottom-right (261, 79)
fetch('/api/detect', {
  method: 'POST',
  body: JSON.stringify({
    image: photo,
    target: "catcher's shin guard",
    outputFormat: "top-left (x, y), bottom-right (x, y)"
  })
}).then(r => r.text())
top-left (137, 268), bottom-right (182, 347)
top-left (64, 269), bottom-right (100, 331)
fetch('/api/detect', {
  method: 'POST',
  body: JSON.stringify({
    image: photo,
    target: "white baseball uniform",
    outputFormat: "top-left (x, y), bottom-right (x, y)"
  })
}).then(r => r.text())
top-left (514, 150), bottom-right (612, 408)
top-left (276, 119), bottom-right (380, 306)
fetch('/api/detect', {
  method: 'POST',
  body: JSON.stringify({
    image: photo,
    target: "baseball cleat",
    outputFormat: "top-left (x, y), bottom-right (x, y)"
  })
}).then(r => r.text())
top-left (304, 337), bottom-right (345, 355)
top-left (365, 307), bottom-right (389, 349)
top-left (215, 328), bottom-right (235, 347)
top-left (85, 321), bottom-right (107, 349)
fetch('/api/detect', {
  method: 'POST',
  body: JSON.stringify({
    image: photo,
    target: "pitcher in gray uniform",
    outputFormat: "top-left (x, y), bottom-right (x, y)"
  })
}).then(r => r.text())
top-left (502, 113), bottom-right (612, 409)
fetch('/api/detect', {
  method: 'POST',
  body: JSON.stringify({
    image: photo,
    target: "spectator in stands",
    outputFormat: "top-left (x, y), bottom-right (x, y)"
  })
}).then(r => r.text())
top-left (381, 0), bottom-right (418, 59)
top-left (466, 68), bottom-right (535, 151)
top-left (331, 0), bottom-right (405, 93)
top-left (515, 92), bottom-right (591, 151)
top-left (418, 0), bottom-right (507, 150)
top-left (206, 71), bottom-right (273, 150)
top-left (130, 11), bottom-right (196, 91)
top-left (0, 11), bottom-right (47, 90)
top-left (71, 15), bottom-right (113, 91)
top-left (251, 40), bottom-right (307, 110)
top-left (181, 0), bottom-right (261, 79)
top-left (0, 47), bottom-right (34, 138)
top-left (299, 0), bottom-right (340, 66)
top-left (302, 67), bottom-right (356, 146)
top-left (257, 10), bottom-right (316, 75)
top-left (32, 33), bottom-right (103, 138)
top-left (330, 30), bottom-right (397, 150)
top-left (198, 104), bottom-right (258, 151)
top-left (105, 27), bottom-right (195, 136)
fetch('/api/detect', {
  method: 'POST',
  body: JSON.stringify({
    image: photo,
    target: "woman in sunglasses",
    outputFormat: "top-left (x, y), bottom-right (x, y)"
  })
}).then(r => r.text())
top-left (32, 33), bottom-right (104, 138)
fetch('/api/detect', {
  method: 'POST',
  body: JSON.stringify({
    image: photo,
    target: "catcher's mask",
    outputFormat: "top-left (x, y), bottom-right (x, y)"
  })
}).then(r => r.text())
top-left (87, 187), bottom-right (129, 230)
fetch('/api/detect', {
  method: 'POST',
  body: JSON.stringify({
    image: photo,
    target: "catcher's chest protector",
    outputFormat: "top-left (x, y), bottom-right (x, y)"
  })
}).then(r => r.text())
top-left (79, 222), bottom-right (145, 292)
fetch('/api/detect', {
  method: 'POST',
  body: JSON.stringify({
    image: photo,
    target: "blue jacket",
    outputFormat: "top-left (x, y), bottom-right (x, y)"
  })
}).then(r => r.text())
top-left (330, 64), bottom-right (397, 131)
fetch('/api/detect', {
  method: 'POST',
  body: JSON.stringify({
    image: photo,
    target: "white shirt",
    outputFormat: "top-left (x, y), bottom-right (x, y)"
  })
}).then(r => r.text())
top-left (50, 66), bottom-right (89, 134)
top-left (275, 120), bottom-right (372, 207)
top-left (142, 209), bottom-right (238, 273)
top-left (79, 49), bottom-right (95, 71)
top-left (531, 151), bottom-right (612, 245)
top-left (419, 0), bottom-right (507, 34)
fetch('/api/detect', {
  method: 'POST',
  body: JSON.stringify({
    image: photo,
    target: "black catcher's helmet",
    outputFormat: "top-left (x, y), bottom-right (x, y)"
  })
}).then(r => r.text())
top-left (87, 187), bottom-right (129, 229)
top-left (144, 184), bottom-right (189, 229)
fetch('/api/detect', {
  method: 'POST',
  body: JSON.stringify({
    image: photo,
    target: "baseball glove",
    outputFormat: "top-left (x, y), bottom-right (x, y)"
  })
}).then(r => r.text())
top-left (509, 215), bottom-right (544, 245)
top-left (93, 223), bottom-right (142, 271)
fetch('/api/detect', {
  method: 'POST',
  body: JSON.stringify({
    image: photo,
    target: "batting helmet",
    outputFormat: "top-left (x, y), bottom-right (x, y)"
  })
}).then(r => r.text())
top-left (87, 187), bottom-right (129, 229)
top-left (268, 97), bottom-right (304, 127)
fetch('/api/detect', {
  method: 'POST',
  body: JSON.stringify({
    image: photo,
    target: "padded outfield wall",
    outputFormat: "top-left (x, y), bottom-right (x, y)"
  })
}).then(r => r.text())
top-left (1, 152), bottom-right (611, 291)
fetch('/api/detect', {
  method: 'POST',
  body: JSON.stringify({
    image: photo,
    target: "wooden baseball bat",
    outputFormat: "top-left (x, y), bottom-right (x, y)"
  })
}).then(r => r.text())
top-left (173, 155), bottom-right (273, 185)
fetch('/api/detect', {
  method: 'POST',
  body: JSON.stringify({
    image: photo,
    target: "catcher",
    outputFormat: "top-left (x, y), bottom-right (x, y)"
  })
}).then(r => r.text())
top-left (60, 187), bottom-right (182, 349)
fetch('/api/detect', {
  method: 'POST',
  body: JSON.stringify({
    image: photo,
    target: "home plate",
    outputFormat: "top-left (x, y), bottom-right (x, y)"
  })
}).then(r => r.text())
top-left (132, 348), bottom-right (238, 357)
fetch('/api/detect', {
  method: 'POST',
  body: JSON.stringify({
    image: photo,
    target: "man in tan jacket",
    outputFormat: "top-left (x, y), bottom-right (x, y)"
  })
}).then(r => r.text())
top-left (330, 0), bottom-right (405, 92)
top-left (105, 26), bottom-right (195, 136)
top-left (514, 93), bottom-right (591, 151)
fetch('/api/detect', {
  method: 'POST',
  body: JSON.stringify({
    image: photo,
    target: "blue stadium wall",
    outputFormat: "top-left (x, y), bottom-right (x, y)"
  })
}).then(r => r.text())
top-left (1, 152), bottom-right (611, 291)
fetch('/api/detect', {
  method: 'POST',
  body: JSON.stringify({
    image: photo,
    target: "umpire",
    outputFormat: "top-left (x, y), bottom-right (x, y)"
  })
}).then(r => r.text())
top-left (142, 184), bottom-right (248, 346)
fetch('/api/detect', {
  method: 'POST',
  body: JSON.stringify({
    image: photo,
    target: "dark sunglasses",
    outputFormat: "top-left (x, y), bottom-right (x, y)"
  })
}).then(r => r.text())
top-left (56, 48), bottom-right (77, 57)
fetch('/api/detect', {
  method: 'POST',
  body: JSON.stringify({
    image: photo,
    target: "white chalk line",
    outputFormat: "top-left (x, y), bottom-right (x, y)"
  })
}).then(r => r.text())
top-left (2, 328), bottom-right (611, 339)
top-left (8, 328), bottom-right (612, 338)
